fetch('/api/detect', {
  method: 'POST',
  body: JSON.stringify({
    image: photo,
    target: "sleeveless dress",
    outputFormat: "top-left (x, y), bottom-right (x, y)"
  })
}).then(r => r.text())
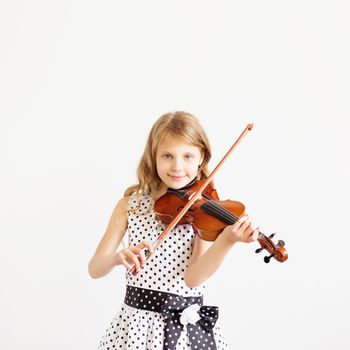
top-left (98, 191), bottom-right (229, 350)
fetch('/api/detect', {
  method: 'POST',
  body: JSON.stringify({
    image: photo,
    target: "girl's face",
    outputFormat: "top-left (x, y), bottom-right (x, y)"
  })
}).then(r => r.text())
top-left (156, 136), bottom-right (203, 190)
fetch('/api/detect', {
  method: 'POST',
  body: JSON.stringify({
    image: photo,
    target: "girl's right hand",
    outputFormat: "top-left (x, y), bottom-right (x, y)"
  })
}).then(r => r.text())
top-left (221, 215), bottom-right (259, 245)
top-left (115, 241), bottom-right (154, 275)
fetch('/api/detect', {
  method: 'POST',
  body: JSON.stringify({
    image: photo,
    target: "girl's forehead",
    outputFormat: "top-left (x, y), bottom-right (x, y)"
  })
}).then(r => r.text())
top-left (157, 135), bottom-right (200, 152)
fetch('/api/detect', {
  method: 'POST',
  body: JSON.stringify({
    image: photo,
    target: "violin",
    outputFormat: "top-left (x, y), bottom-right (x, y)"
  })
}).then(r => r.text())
top-left (154, 178), bottom-right (288, 263)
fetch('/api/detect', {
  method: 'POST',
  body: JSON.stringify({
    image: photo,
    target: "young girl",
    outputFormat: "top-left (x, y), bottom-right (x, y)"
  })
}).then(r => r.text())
top-left (89, 111), bottom-right (259, 350)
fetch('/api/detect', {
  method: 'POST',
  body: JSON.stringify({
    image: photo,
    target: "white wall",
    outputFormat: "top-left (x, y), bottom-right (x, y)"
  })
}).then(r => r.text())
top-left (1, 1), bottom-right (349, 349)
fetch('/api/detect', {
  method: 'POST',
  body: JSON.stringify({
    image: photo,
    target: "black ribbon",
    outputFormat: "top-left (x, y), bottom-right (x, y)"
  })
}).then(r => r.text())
top-left (160, 293), bottom-right (218, 350)
top-left (123, 286), bottom-right (219, 350)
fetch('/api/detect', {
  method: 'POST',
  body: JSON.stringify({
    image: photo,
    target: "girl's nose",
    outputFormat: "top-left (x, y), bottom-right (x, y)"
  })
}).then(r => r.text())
top-left (171, 158), bottom-right (183, 172)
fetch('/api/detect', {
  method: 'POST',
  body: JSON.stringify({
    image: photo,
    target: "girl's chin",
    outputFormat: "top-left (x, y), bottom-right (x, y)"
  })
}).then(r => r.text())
top-left (165, 177), bottom-right (193, 189)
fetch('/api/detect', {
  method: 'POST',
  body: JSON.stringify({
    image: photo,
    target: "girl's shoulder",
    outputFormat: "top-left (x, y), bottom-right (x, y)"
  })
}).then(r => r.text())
top-left (111, 195), bottom-right (131, 219)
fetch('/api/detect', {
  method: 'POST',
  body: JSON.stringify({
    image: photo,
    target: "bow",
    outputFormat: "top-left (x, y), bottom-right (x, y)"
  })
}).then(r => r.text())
top-left (160, 294), bottom-right (218, 350)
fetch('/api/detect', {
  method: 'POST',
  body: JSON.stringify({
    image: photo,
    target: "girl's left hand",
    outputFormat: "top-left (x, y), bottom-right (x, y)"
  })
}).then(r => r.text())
top-left (221, 215), bottom-right (259, 244)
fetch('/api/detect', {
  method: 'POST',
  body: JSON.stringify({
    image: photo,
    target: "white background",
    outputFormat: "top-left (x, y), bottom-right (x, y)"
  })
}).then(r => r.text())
top-left (1, 1), bottom-right (349, 349)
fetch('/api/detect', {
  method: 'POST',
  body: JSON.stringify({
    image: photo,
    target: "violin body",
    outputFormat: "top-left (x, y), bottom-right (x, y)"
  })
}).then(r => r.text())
top-left (154, 180), bottom-right (245, 241)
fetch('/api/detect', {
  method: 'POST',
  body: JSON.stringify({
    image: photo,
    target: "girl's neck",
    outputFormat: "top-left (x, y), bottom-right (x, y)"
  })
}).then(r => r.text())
top-left (151, 185), bottom-right (168, 202)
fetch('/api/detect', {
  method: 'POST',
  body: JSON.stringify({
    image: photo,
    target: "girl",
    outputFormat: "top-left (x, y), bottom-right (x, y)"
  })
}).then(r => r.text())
top-left (88, 111), bottom-right (259, 350)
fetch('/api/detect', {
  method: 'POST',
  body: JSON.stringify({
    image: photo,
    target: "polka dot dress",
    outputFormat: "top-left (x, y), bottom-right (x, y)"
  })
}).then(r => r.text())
top-left (98, 192), bottom-right (228, 350)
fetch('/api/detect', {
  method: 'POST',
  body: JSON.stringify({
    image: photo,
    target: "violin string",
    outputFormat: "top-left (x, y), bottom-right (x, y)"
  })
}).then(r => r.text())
top-left (202, 200), bottom-right (239, 224)
top-left (209, 201), bottom-right (238, 223)
top-left (201, 202), bottom-right (231, 223)
top-left (211, 202), bottom-right (239, 223)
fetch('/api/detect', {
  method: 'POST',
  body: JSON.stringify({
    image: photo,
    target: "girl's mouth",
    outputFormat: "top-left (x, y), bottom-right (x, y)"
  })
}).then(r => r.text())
top-left (168, 175), bottom-right (186, 181)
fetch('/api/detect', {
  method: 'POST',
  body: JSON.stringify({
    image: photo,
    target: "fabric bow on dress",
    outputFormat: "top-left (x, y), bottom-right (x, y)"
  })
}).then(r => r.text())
top-left (160, 294), bottom-right (219, 350)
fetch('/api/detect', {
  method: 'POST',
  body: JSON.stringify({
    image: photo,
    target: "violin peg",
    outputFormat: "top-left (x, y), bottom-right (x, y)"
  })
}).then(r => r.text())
top-left (255, 247), bottom-right (264, 254)
top-left (269, 233), bottom-right (276, 239)
top-left (277, 239), bottom-right (285, 247)
top-left (264, 254), bottom-right (274, 263)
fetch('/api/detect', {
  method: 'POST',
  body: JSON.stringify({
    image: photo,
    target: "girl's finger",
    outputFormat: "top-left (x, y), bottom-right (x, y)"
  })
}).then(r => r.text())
top-left (251, 229), bottom-right (259, 241)
top-left (135, 242), bottom-right (154, 266)
top-left (251, 226), bottom-right (260, 237)
top-left (130, 246), bottom-right (146, 264)
top-left (121, 257), bottom-right (133, 271)
top-left (129, 245), bottom-right (142, 254)
top-left (239, 222), bottom-right (255, 242)
top-left (142, 241), bottom-right (154, 254)
top-left (247, 226), bottom-right (259, 242)
top-left (244, 230), bottom-right (254, 241)
top-left (238, 219), bottom-right (251, 234)
top-left (124, 250), bottom-right (141, 271)
top-left (138, 249), bottom-right (147, 267)
top-left (233, 216), bottom-right (249, 230)
top-left (246, 222), bottom-right (256, 235)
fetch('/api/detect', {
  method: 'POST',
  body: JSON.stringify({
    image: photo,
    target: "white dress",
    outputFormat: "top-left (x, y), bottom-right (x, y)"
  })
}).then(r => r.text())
top-left (98, 191), bottom-right (228, 350)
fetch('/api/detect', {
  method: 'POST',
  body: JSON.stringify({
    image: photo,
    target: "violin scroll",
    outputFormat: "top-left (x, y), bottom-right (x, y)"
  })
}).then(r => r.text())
top-left (255, 232), bottom-right (288, 263)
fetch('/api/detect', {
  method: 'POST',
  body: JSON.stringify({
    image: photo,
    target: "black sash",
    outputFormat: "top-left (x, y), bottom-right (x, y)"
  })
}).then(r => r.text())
top-left (124, 285), bottom-right (218, 350)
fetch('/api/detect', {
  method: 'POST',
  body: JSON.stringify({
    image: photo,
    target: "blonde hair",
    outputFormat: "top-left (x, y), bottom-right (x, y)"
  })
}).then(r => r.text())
top-left (124, 111), bottom-right (212, 197)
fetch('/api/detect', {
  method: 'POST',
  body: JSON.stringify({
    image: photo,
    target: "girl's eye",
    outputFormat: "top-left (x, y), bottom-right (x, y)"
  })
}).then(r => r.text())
top-left (162, 154), bottom-right (172, 159)
top-left (184, 154), bottom-right (193, 159)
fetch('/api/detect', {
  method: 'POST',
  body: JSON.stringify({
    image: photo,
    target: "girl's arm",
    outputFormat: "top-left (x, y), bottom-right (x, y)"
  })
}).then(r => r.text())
top-left (88, 196), bottom-right (129, 279)
top-left (88, 196), bottom-right (154, 279)
top-left (184, 216), bottom-right (259, 288)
